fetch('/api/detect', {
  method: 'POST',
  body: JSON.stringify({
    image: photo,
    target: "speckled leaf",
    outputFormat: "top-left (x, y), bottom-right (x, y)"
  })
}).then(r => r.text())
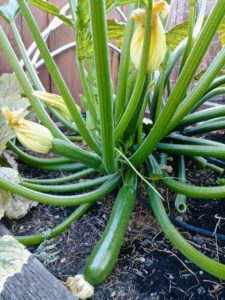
top-left (166, 22), bottom-right (188, 50)
top-left (6, 194), bottom-right (38, 220)
top-left (0, 73), bottom-right (29, 111)
top-left (0, 189), bottom-right (11, 220)
top-left (2, 151), bottom-right (18, 170)
top-left (0, 168), bottom-right (19, 220)
top-left (0, 235), bottom-right (30, 293)
top-left (75, 0), bottom-right (93, 60)
top-left (218, 17), bottom-right (225, 46)
top-left (108, 19), bottom-right (125, 46)
top-left (0, 168), bottom-right (37, 220)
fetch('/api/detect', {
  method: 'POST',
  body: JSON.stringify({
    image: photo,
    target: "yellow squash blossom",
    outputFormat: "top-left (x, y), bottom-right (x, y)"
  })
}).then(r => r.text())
top-left (33, 91), bottom-right (80, 122)
top-left (130, 1), bottom-right (170, 73)
top-left (2, 106), bottom-right (53, 154)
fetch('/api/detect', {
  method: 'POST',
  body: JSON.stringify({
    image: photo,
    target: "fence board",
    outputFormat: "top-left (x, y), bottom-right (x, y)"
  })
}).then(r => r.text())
top-left (0, 0), bottom-right (221, 99)
top-left (48, 0), bottom-right (82, 102)
top-left (0, 224), bottom-right (77, 300)
top-left (0, 16), bottom-right (22, 74)
top-left (22, 5), bottom-right (51, 91)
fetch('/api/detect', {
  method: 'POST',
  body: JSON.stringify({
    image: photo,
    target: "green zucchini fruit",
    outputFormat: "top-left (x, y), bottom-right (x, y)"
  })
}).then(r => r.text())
top-left (84, 170), bottom-right (137, 285)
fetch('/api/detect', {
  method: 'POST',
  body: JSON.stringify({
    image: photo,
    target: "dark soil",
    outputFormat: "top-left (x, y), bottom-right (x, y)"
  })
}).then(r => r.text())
top-left (3, 153), bottom-right (225, 300)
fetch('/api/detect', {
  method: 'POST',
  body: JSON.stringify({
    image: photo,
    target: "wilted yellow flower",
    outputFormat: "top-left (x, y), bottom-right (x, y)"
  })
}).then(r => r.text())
top-left (130, 1), bottom-right (170, 73)
top-left (33, 91), bottom-right (80, 122)
top-left (2, 106), bottom-right (53, 154)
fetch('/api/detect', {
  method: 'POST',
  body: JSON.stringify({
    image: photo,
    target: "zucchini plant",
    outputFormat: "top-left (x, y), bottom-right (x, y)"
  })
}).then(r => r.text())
top-left (0, 0), bottom-right (225, 294)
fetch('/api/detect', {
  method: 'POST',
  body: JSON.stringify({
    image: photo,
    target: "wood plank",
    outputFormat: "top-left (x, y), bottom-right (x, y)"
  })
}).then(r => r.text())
top-left (0, 13), bottom-right (22, 74)
top-left (0, 225), bottom-right (77, 300)
top-left (0, 1), bottom-right (221, 93)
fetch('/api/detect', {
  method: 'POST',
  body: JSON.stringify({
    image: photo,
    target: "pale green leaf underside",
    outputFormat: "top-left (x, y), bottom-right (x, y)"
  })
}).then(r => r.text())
top-left (0, 0), bottom-right (20, 22)
top-left (0, 73), bottom-right (29, 111)
top-left (0, 167), bottom-right (37, 220)
top-left (0, 235), bottom-right (30, 293)
top-left (0, 124), bottom-right (15, 155)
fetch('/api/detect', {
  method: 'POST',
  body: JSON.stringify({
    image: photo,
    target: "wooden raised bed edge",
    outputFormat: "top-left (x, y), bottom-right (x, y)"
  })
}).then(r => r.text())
top-left (0, 224), bottom-right (77, 300)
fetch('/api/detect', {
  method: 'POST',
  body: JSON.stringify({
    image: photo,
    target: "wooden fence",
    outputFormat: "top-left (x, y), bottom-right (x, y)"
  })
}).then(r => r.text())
top-left (0, 0), bottom-right (220, 102)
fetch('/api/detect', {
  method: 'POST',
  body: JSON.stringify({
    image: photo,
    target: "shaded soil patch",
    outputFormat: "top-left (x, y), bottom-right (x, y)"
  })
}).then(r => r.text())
top-left (3, 156), bottom-right (225, 300)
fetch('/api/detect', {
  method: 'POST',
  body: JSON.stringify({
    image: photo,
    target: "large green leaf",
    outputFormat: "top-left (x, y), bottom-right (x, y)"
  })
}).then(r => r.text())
top-left (0, 235), bottom-right (30, 293)
top-left (0, 0), bottom-right (20, 22)
top-left (0, 73), bottom-right (29, 111)
top-left (75, 0), bottom-right (93, 60)
top-left (0, 73), bottom-right (30, 156)
top-left (166, 22), bottom-right (189, 50)
top-left (75, 1), bottom-right (126, 59)
top-left (167, 16), bottom-right (224, 50)
top-left (218, 17), bottom-right (225, 47)
top-left (0, 168), bottom-right (20, 220)
top-left (108, 19), bottom-right (125, 46)
top-left (30, 0), bottom-right (74, 28)
top-left (0, 123), bottom-right (15, 155)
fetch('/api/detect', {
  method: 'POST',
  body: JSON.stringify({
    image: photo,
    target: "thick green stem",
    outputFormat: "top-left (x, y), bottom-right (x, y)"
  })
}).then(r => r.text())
top-left (77, 59), bottom-right (99, 128)
top-left (147, 184), bottom-right (225, 279)
top-left (157, 143), bottom-right (225, 161)
top-left (8, 141), bottom-right (86, 171)
top-left (166, 48), bottom-right (225, 134)
top-left (178, 105), bottom-right (225, 128)
top-left (115, 4), bottom-right (136, 122)
top-left (0, 174), bottom-right (120, 206)
top-left (89, 0), bottom-right (116, 173)
top-left (0, 27), bottom-right (67, 141)
top-left (162, 172), bottom-right (225, 199)
top-left (8, 141), bottom-right (71, 167)
top-left (131, 1), bottom-right (225, 166)
top-left (191, 156), bottom-right (224, 175)
top-left (49, 107), bottom-right (79, 133)
top-left (22, 168), bottom-right (95, 185)
top-left (191, 88), bottom-right (225, 112)
top-left (124, 74), bottom-right (150, 140)
top-left (207, 75), bottom-right (225, 92)
top-left (17, 203), bottom-right (93, 246)
top-left (114, 0), bottom-right (153, 141)
top-left (155, 72), bottom-right (165, 121)
top-left (10, 21), bottom-right (43, 90)
top-left (39, 163), bottom-right (86, 172)
top-left (11, 21), bottom-right (80, 135)
top-left (170, 133), bottom-right (225, 148)
top-left (179, 0), bottom-right (196, 71)
top-left (52, 139), bottom-right (102, 170)
top-left (175, 155), bottom-right (187, 214)
top-left (184, 118), bottom-right (225, 135)
top-left (18, 0), bottom-right (100, 154)
top-left (21, 175), bottom-right (111, 193)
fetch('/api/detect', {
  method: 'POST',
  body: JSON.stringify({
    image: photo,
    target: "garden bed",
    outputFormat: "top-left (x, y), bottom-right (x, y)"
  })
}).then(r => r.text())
top-left (3, 147), bottom-right (225, 300)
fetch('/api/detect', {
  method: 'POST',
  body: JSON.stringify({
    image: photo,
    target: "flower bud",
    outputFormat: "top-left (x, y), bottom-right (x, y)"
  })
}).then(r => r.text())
top-left (130, 1), bottom-right (170, 73)
top-left (2, 106), bottom-right (53, 154)
top-left (33, 91), bottom-right (80, 122)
